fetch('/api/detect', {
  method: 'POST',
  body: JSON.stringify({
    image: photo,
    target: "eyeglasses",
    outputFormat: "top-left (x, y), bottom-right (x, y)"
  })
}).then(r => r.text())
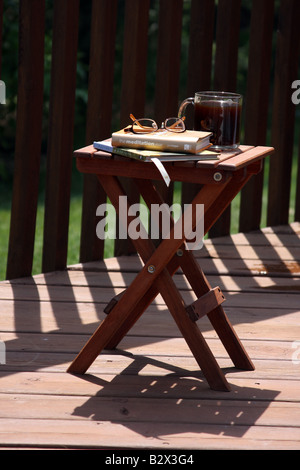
top-left (124, 113), bottom-right (186, 134)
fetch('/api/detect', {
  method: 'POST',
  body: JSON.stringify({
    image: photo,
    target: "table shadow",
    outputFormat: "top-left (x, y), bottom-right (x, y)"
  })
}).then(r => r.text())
top-left (70, 351), bottom-right (280, 440)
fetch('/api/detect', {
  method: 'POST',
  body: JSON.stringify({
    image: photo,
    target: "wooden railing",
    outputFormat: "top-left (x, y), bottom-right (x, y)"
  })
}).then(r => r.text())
top-left (1, 0), bottom-right (300, 280)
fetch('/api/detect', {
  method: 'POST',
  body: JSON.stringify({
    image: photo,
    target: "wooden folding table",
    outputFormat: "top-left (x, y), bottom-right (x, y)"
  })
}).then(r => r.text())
top-left (67, 144), bottom-right (274, 391)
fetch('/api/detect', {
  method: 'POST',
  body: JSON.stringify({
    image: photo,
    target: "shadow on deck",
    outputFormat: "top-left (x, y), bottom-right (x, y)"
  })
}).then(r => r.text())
top-left (0, 223), bottom-right (300, 449)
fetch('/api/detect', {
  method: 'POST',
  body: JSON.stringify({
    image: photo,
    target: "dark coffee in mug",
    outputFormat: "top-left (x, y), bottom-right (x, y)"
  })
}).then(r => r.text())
top-left (178, 91), bottom-right (242, 150)
top-left (194, 99), bottom-right (242, 148)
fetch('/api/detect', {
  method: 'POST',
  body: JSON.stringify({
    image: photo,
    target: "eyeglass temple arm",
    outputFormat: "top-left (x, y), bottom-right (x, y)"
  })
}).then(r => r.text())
top-left (124, 114), bottom-right (147, 133)
top-left (122, 114), bottom-right (137, 133)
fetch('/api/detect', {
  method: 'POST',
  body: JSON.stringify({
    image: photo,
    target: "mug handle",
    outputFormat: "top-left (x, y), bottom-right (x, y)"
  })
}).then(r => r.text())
top-left (178, 97), bottom-right (194, 118)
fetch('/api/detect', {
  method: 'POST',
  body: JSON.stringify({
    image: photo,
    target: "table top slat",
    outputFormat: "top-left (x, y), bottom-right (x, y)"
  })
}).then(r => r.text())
top-left (215, 146), bottom-right (274, 170)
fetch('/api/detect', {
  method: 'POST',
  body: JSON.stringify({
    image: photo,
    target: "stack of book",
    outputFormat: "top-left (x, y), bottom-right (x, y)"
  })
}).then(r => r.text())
top-left (93, 127), bottom-right (219, 163)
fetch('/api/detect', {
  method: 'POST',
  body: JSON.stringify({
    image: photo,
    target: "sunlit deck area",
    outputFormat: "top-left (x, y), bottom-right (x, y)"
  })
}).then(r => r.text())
top-left (0, 223), bottom-right (300, 450)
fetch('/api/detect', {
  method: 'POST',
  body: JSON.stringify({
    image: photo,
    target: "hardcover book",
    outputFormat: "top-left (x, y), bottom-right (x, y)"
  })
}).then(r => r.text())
top-left (111, 128), bottom-right (213, 154)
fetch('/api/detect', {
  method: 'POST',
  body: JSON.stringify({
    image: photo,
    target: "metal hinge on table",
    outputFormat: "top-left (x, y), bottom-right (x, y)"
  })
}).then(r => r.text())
top-left (186, 286), bottom-right (225, 322)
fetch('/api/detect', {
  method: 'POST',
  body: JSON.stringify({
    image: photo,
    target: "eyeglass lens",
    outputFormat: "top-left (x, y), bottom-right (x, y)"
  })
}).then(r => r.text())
top-left (132, 119), bottom-right (158, 133)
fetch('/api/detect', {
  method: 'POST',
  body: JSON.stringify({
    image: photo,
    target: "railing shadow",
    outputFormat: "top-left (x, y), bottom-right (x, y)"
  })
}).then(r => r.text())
top-left (70, 351), bottom-right (280, 439)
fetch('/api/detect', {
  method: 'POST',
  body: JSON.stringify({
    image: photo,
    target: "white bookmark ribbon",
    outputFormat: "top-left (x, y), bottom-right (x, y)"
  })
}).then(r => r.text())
top-left (151, 157), bottom-right (171, 187)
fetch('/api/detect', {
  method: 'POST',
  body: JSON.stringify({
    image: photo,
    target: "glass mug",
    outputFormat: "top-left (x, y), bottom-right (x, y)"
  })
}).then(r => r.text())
top-left (178, 91), bottom-right (242, 150)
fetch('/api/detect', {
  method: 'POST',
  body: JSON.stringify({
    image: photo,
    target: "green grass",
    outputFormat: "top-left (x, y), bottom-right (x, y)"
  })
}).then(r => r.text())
top-left (0, 204), bottom-right (10, 280)
top-left (0, 172), bottom-right (116, 281)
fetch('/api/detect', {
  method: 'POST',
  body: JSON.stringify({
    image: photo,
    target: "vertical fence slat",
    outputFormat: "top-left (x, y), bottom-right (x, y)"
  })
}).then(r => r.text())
top-left (42, 0), bottom-right (79, 273)
top-left (114, 0), bottom-right (150, 256)
top-left (209, 0), bottom-right (241, 238)
top-left (239, 0), bottom-right (275, 232)
top-left (213, 0), bottom-right (241, 92)
top-left (182, 0), bottom-right (215, 206)
top-left (6, 0), bottom-right (45, 280)
top-left (186, 0), bottom-right (214, 99)
top-left (153, 0), bottom-right (183, 206)
top-left (267, 0), bottom-right (300, 227)
top-left (80, 0), bottom-right (118, 263)
top-left (154, 0), bottom-right (183, 124)
top-left (120, 0), bottom-right (150, 126)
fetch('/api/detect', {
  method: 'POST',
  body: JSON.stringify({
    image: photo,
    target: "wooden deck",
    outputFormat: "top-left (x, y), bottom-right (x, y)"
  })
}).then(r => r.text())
top-left (0, 223), bottom-right (300, 450)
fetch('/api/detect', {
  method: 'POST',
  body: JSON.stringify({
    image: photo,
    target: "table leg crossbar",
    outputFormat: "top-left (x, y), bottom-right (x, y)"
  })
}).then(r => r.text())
top-left (186, 287), bottom-right (225, 322)
top-left (67, 173), bottom-right (255, 391)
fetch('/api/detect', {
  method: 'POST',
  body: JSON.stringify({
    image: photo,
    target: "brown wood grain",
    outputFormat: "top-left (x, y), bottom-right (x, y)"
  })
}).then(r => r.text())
top-left (239, 0), bottom-right (275, 232)
top-left (209, 0), bottom-right (241, 237)
top-left (267, 0), bottom-right (300, 226)
top-left (42, 0), bottom-right (80, 273)
top-left (6, 0), bottom-right (45, 280)
top-left (80, 0), bottom-right (118, 263)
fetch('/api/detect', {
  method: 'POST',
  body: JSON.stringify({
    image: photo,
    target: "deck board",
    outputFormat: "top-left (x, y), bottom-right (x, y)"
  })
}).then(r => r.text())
top-left (0, 223), bottom-right (300, 450)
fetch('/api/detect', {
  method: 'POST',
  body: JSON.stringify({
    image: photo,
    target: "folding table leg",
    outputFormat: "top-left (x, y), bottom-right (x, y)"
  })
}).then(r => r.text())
top-left (179, 251), bottom-right (255, 371)
top-left (156, 268), bottom-right (231, 391)
top-left (137, 177), bottom-right (255, 371)
top-left (98, 173), bottom-right (229, 350)
top-left (68, 174), bottom-right (232, 390)
top-left (105, 175), bottom-right (233, 390)
top-left (104, 254), bottom-right (180, 350)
